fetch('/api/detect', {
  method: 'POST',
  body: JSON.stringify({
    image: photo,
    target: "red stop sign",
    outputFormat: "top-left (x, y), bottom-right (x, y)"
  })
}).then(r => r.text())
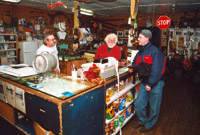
top-left (156, 16), bottom-right (171, 29)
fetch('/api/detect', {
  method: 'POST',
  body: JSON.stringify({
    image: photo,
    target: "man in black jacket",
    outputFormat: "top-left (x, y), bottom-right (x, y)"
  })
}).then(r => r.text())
top-left (129, 29), bottom-right (165, 133)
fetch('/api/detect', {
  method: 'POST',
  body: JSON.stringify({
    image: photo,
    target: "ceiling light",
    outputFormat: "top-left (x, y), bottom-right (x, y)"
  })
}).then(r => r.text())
top-left (72, 8), bottom-right (93, 16)
top-left (2, 0), bottom-right (20, 3)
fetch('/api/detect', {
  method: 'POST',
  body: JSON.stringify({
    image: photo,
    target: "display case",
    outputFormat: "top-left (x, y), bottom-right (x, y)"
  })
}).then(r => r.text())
top-left (0, 34), bottom-right (18, 64)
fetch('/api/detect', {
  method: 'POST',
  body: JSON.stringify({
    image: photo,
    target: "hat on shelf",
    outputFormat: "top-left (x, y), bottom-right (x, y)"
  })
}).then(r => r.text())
top-left (58, 22), bottom-right (66, 31)
top-left (140, 29), bottom-right (152, 39)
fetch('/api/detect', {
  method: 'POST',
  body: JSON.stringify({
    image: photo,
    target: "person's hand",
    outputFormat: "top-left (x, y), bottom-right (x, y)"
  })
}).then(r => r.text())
top-left (54, 67), bottom-right (59, 73)
top-left (128, 66), bottom-right (134, 73)
top-left (145, 85), bottom-right (151, 91)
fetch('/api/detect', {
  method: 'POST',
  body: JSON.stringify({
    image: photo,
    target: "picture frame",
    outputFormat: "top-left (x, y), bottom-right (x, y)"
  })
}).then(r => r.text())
top-left (117, 31), bottom-right (123, 37)
top-left (124, 30), bottom-right (129, 37)
top-left (146, 18), bottom-right (152, 27)
top-left (175, 29), bottom-right (183, 36)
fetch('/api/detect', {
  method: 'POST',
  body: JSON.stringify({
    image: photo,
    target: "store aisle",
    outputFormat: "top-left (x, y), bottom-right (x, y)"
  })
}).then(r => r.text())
top-left (122, 74), bottom-right (200, 135)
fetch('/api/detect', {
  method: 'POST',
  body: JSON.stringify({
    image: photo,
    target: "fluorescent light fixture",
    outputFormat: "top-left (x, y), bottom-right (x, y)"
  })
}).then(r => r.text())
top-left (72, 8), bottom-right (93, 16)
top-left (2, 0), bottom-right (21, 3)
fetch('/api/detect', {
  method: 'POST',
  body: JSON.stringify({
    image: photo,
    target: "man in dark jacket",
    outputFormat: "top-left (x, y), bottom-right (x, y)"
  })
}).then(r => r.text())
top-left (129, 29), bottom-right (165, 133)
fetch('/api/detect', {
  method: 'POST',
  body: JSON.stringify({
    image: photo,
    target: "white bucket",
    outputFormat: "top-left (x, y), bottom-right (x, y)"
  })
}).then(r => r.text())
top-left (32, 54), bottom-right (57, 73)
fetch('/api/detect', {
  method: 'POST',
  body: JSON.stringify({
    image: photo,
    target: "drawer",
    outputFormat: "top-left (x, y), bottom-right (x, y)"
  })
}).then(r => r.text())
top-left (25, 93), bottom-right (60, 134)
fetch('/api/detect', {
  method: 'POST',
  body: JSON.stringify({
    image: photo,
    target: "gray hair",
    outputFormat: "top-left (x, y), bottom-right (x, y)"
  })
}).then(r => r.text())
top-left (43, 32), bottom-right (54, 45)
top-left (104, 33), bottom-right (118, 44)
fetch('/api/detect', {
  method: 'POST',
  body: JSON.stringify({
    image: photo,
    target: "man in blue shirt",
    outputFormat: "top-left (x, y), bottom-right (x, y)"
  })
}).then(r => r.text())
top-left (129, 29), bottom-right (166, 133)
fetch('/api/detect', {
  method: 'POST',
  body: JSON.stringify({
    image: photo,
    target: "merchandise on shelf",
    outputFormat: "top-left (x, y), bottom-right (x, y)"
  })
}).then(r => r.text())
top-left (106, 104), bottom-right (115, 120)
top-left (114, 117), bottom-right (119, 129)
top-left (108, 120), bottom-right (115, 134)
top-left (126, 91), bottom-right (133, 102)
top-left (119, 96), bottom-right (126, 111)
top-left (106, 93), bottom-right (111, 104)
top-left (112, 100), bottom-right (119, 113)
top-left (119, 113), bottom-right (125, 126)
top-left (126, 105), bottom-right (132, 118)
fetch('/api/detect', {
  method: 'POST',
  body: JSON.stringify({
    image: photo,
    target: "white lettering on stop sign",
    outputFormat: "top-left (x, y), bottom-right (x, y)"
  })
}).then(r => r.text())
top-left (158, 20), bottom-right (170, 26)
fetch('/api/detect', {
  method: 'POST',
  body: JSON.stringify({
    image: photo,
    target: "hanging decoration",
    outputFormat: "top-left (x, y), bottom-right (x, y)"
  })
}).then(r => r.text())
top-left (47, 0), bottom-right (67, 9)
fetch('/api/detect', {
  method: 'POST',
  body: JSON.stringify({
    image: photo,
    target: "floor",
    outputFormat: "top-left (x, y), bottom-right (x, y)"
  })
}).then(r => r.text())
top-left (121, 73), bottom-right (200, 135)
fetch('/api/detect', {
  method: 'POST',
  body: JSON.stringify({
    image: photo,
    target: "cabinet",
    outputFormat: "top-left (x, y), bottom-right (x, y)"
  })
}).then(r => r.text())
top-left (0, 34), bottom-right (19, 64)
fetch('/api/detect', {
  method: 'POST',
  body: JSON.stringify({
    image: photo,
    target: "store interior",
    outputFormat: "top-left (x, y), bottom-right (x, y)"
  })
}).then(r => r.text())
top-left (0, 0), bottom-right (200, 135)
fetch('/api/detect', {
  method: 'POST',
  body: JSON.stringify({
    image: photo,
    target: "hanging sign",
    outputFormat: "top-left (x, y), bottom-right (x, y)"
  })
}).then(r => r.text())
top-left (156, 16), bottom-right (171, 29)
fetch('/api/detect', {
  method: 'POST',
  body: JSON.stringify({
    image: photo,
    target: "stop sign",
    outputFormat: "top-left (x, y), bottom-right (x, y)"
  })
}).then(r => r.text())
top-left (156, 16), bottom-right (171, 29)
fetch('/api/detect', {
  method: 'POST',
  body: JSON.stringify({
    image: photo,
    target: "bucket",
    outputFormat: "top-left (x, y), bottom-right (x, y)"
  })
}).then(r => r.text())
top-left (32, 54), bottom-right (57, 73)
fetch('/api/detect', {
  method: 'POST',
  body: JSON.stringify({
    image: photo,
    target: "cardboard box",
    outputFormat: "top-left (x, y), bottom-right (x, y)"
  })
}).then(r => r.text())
top-left (33, 121), bottom-right (55, 135)
top-left (0, 56), bottom-right (10, 65)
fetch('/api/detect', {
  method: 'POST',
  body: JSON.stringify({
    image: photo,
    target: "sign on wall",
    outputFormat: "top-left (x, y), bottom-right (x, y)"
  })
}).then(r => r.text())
top-left (156, 16), bottom-right (171, 29)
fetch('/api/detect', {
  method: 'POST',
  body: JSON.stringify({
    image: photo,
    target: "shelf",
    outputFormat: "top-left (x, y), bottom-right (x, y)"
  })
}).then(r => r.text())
top-left (111, 112), bottom-right (135, 135)
top-left (0, 34), bottom-right (16, 36)
top-left (107, 83), bottom-right (135, 106)
top-left (0, 49), bottom-right (17, 52)
top-left (7, 56), bottom-right (17, 59)
top-left (106, 100), bottom-right (134, 125)
top-left (0, 41), bottom-right (16, 44)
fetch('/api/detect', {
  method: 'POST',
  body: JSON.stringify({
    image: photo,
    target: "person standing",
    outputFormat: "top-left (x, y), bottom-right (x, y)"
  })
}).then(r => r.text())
top-left (94, 33), bottom-right (121, 61)
top-left (36, 32), bottom-right (60, 73)
top-left (129, 29), bottom-right (166, 133)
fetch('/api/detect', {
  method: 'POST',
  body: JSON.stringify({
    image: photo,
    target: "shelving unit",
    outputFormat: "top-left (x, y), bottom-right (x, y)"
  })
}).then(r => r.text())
top-left (0, 34), bottom-right (18, 64)
top-left (105, 72), bottom-right (140, 135)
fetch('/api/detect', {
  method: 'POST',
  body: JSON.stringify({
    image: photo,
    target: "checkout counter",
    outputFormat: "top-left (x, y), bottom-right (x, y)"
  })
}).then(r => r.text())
top-left (0, 63), bottom-right (138, 135)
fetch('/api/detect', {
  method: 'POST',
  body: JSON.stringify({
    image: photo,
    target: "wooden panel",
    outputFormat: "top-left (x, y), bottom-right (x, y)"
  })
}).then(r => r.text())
top-left (60, 58), bottom-right (87, 75)
top-left (0, 100), bottom-right (15, 124)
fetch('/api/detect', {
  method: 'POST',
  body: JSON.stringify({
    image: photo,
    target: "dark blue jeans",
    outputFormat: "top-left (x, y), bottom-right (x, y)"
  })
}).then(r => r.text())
top-left (134, 80), bottom-right (164, 129)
